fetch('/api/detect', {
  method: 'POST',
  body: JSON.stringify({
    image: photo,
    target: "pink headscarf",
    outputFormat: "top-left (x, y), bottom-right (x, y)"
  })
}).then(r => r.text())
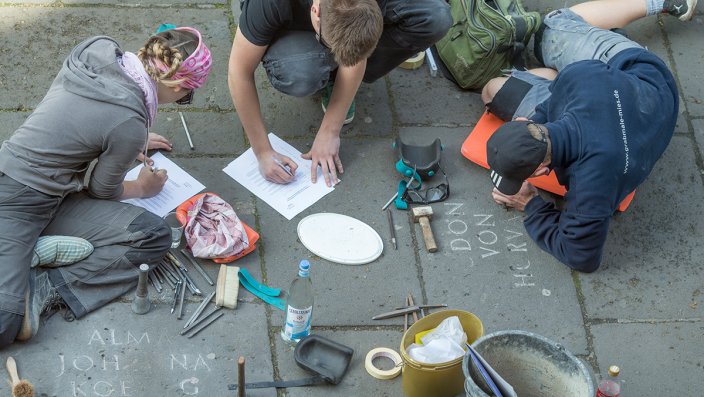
top-left (152, 27), bottom-right (213, 89)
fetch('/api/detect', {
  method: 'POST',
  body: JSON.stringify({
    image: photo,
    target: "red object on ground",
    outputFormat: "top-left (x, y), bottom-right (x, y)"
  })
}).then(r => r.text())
top-left (176, 192), bottom-right (260, 263)
top-left (461, 112), bottom-right (635, 212)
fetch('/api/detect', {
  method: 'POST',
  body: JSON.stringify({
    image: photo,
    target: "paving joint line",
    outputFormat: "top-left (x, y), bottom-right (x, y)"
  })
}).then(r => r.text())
top-left (384, 74), bottom-right (400, 133)
top-left (657, 14), bottom-right (704, 176)
top-left (397, 122), bottom-right (474, 128)
top-left (588, 317), bottom-right (703, 325)
top-left (248, 191), bottom-right (285, 394)
top-left (404, 209), bottom-right (429, 307)
top-left (571, 271), bottom-right (599, 374)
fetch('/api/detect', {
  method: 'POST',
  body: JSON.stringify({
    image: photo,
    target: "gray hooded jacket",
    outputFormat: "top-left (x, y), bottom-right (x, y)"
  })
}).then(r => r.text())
top-left (0, 36), bottom-right (149, 199)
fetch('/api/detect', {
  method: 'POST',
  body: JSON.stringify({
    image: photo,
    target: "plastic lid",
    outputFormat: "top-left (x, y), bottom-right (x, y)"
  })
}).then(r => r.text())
top-left (608, 365), bottom-right (620, 377)
top-left (297, 213), bottom-right (383, 265)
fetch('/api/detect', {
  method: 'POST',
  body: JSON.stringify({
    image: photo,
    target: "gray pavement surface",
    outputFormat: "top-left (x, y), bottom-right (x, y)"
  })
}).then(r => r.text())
top-left (0, 1), bottom-right (702, 396)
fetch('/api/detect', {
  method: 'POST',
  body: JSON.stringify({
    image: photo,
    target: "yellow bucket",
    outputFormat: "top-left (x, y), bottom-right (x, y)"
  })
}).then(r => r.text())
top-left (399, 310), bottom-right (484, 397)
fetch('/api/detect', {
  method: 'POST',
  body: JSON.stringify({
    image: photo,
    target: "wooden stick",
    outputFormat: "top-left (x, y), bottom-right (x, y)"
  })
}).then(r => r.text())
top-left (237, 356), bottom-right (246, 397)
top-left (404, 296), bottom-right (410, 332)
top-left (407, 294), bottom-right (419, 323)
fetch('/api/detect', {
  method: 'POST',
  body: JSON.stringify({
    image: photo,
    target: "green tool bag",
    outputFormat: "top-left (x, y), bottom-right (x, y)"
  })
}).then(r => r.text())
top-left (435, 0), bottom-right (541, 90)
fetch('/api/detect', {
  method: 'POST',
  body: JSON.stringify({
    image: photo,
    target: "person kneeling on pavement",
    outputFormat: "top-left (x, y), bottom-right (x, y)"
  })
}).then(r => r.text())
top-left (0, 25), bottom-right (213, 348)
top-left (480, 0), bottom-right (693, 272)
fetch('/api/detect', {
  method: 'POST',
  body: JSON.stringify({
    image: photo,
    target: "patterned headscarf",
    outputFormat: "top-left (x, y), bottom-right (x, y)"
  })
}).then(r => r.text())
top-left (172, 27), bottom-right (212, 89)
top-left (152, 26), bottom-right (213, 90)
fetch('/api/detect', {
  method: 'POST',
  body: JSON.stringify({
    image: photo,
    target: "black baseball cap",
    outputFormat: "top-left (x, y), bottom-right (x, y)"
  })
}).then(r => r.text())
top-left (487, 121), bottom-right (548, 195)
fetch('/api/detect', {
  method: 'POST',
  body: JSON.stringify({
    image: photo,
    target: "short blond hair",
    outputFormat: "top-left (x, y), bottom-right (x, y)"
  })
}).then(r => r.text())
top-left (321, 0), bottom-right (383, 67)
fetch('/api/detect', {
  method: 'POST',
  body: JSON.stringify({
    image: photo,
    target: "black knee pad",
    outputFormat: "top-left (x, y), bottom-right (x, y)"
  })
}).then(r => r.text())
top-left (486, 76), bottom-right (533, 122)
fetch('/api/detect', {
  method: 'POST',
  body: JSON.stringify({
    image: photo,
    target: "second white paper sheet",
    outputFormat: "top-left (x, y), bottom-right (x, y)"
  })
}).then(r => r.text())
top-left (222, 133), bottom-right (335, 220)
top-left (122, 152), bottom-right (206, 217)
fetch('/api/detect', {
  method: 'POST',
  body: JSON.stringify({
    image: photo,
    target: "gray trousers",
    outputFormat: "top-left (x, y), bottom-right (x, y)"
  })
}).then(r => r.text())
top-left (0, 173), bottom-right (171, 347)
top-left (262, 0), bottom-right (452, 97)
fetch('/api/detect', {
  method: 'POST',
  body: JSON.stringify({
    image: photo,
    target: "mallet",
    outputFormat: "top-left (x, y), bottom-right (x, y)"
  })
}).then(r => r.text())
top-left (412, 206), bottom-right (437, 253)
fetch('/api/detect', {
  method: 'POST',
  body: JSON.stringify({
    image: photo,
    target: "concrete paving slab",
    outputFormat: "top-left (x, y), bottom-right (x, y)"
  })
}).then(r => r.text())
top-left (581, 136), bottom-right (704, 320)
top-left (663, 15), bottom-right (705, 118)
top-left (257, 71), bottom-right (393, 139)
top-left (0, 8), bottom-right (231, 110)
top-left (256, 70), bottom-right (325, 138)
top-left (591, 321), bottom-right (704, 397)
top-left (387, 68), bottom-right (484, 126)
top-left (0, 301), bottom-right (275, 397)
top-left (273, 329), bottom-right (404, 397)
top-left (694, 118), bottom-right (704, 158)
top-left (398, 126), bottom-right (589, 355)
top-left (0, 112), bottom-right (29, 141)
top-left (154, 111), bottom-right (245, 155)
top-left (254, 138), bottom-right (423, 327)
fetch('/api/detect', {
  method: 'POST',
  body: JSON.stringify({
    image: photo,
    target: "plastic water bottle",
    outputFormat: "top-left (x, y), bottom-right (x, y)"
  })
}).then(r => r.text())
top-left (596, 365), bottom-right (621, 397)
top-left (280, 260), bottom-right (313, 344)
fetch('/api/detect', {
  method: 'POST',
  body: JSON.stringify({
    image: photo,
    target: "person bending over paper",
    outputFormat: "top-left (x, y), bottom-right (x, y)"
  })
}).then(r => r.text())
top-left (480, 0), bottom-right (693, 272)
top-left (0, 26), bottom-right (213, 348)
top-left (228, 0), bottom-right (452, 187)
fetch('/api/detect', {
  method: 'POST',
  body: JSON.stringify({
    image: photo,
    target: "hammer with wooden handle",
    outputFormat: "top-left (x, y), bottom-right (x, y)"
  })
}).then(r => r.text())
top-left (412, 206), bottom-right (437, 253)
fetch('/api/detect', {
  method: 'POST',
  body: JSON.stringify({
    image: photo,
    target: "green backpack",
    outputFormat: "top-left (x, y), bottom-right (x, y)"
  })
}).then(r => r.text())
top-left (435, 0), bottom-right (541, 90)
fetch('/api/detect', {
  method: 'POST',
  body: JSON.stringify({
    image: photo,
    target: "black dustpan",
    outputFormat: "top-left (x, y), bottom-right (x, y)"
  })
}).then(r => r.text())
top-left (228, 334), bottom-right (354, 390)
top-left (394, 137), bottom-right (443, 180)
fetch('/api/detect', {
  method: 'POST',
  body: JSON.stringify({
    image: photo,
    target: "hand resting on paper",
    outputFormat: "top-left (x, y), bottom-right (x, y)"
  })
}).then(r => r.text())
top-left (136, 133), bottom-right (173, 166)
top-left (301, 131), bottom-right (342, 187)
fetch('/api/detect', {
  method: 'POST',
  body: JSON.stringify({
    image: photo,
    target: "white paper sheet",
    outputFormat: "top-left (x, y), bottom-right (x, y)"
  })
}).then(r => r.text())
top-left (222, 133), bottom-right (335, 220)
top-left (122, 152), bottom-right (206, 217)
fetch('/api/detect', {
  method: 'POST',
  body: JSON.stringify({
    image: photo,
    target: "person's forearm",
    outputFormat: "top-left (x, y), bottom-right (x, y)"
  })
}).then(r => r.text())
top-left (319, 61), bottom-right (366, 134)
top-left (229, 74), bottom-right (271, 158)
top-left (119, 180), bottom-right (142, 200)
top-left (524, 198), bottom-right (607, 273)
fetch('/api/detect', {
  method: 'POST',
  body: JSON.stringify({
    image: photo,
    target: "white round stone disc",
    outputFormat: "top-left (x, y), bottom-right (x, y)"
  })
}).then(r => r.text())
top-left (297, 213), bottom-right (384, 265)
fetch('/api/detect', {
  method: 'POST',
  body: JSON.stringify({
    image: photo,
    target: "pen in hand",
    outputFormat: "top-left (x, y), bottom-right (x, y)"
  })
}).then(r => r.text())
top-left (272, 156), bottom-right (294, 177)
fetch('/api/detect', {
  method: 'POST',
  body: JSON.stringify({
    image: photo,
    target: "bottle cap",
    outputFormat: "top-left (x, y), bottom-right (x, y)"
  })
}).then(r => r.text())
top-left (298, 260), bottom-right (311, 276)
top-left (299, 260), bottom-right (310, 271)
top-left (608, 365), bottom-right (620, 377)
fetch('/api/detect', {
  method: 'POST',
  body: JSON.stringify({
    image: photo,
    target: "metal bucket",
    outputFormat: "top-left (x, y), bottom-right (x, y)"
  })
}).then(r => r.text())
top-left (463, 330), bottom-right (594, 397)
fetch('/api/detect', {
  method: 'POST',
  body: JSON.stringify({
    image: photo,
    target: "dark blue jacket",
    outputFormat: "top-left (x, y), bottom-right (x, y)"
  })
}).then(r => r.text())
top-left (524, 48), bottom-right (678, 272)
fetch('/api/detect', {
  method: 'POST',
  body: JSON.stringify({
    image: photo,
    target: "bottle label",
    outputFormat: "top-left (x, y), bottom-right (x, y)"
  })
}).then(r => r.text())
top-left (596, 388), bottom-right (620, 397)
top-left (283, 305), bottom-right (312, 340)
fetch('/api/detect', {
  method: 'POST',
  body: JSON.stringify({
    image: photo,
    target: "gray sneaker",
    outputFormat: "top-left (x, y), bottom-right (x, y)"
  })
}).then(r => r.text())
top-left (16, 271), bottom-right (70, 341)
top-left (664, 0), bottom-right (697, 21)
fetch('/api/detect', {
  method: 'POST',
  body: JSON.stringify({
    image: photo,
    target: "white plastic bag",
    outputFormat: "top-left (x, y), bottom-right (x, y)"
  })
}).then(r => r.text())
top-left (406, 316), bottom-right (467, 364)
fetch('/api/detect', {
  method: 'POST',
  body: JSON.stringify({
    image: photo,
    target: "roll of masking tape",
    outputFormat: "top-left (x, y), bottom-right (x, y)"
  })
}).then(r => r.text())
top-left (399, 52), bottom-right (426, 70)
top-left (365, 347), bottom-right (403, 380)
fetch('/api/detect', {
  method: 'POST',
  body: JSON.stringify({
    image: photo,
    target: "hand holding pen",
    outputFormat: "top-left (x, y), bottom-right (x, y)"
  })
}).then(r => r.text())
top-left (260, 153), bottom-right (297, 184)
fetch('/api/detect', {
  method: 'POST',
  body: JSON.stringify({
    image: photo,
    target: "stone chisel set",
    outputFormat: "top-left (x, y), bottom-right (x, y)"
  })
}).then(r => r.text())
top-left (141, 249), bottom-right (223, 338)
